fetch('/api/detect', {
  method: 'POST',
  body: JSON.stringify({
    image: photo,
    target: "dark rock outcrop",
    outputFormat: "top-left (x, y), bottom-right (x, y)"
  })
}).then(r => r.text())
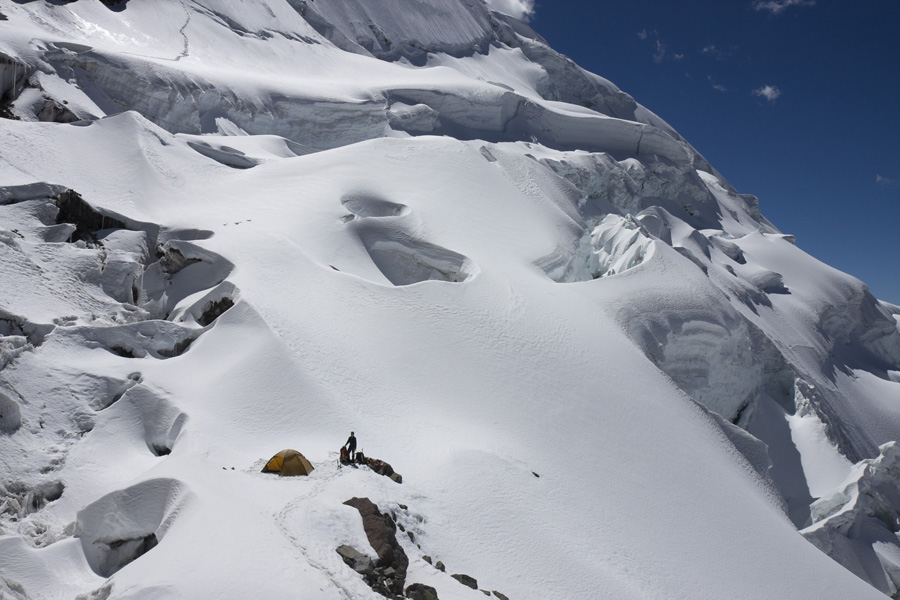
top-left (344, 497), bottom-right (409, 597)
top-left (98, 534), bottom-right (157, 577)
top-left (451, 574), bottom-right (478, 589)
top-left (35, 96), bottom-right (80, 123)
top-left (197, 297), bottom-right (235, 326)
top-left (55, 189), bottom-right (131, 244)
top-left (405, 583), bottom-right (439, 600)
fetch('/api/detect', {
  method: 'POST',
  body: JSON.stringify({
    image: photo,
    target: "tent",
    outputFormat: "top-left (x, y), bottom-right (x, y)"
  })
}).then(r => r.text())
top-left (261, 449), bottom-right (314, 476)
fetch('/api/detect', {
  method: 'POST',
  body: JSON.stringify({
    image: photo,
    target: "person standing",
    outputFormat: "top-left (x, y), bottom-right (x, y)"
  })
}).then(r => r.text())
top-left (344, 431), bottom-right (357, 462)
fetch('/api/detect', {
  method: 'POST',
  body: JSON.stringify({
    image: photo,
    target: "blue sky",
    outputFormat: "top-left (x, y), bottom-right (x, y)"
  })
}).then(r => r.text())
top-left (526, 0), bottom-right (900, 303)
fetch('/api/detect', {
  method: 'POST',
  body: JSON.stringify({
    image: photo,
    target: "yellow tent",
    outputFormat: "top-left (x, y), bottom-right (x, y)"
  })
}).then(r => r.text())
top-left (261, 449), bottom-right (314, 476)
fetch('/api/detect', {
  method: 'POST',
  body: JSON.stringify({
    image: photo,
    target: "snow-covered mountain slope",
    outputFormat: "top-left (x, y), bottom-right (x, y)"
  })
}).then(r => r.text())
top-left (2, 2), bottom-right (900, 599)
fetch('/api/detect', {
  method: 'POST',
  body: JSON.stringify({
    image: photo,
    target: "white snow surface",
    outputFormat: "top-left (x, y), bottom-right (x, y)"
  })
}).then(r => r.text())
top-left (1, 1), bottom-right (900, 599)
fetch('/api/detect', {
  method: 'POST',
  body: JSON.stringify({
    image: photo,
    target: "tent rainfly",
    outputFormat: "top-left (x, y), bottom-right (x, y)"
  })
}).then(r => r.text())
top-left (261, 449), bottom-right (314, 476)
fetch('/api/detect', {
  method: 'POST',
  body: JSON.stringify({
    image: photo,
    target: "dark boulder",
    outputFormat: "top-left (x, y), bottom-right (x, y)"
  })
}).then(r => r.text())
top-left (336, 544), bottom-right (374, 574)
top-left (451, 574), bottom-right (478, 589)
top-left (368, 565), bottom-right (405, 597)
top-left (405, 582), bottom-right (439, 600)
top-left (35, 96), bottom-right (79, 123)
top-left (197, 297), bottom-right (235, 326)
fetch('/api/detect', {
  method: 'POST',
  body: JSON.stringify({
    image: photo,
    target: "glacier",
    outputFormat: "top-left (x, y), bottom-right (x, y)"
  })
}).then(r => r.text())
top-left (1, 1), bottom-right (900, 599)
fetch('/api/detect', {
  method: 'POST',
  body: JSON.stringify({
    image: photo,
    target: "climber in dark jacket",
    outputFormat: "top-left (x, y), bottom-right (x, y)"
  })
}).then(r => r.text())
top-left (344, 431), bottom-right (357, 461)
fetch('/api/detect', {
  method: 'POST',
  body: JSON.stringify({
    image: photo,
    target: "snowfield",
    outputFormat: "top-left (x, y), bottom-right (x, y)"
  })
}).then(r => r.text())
top-left (2, 1), bottom-right (900, 599)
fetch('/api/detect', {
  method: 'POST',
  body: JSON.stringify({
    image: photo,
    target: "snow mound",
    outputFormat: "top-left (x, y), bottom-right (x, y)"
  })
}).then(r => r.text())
top-left (75, 478), bottom-right (191, 577)
top-left (356, 227), bottom-right (475, 286)
top-left (170, 280), bottom-right (239, 327)
top-left (177, 132), bottom-right (315, 169)
top-left (99, 384), bottom-right (187, 457)
top-left (341, 192), bottom-right (410, 219)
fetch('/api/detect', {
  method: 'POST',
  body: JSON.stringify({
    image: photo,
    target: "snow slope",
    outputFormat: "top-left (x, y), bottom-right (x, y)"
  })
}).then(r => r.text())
top-left (2, 1), bottom-right (900, 599)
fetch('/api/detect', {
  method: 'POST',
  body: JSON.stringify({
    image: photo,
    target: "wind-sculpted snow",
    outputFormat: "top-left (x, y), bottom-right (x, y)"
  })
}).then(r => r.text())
top-left (178, 132), bottom-right (315, 169)
top-left (0, 173), bottom-right (238, 578)
top-left (0, 183), bottom-right (230, 324)
top-left (341, 192), bottom-right (410, 219)
top-left (75, 478), bottom-right (191, 577)
top-left (1, 1), bottom-right (899, 599)
top-left (359, 230), bottom-right (474, 286)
